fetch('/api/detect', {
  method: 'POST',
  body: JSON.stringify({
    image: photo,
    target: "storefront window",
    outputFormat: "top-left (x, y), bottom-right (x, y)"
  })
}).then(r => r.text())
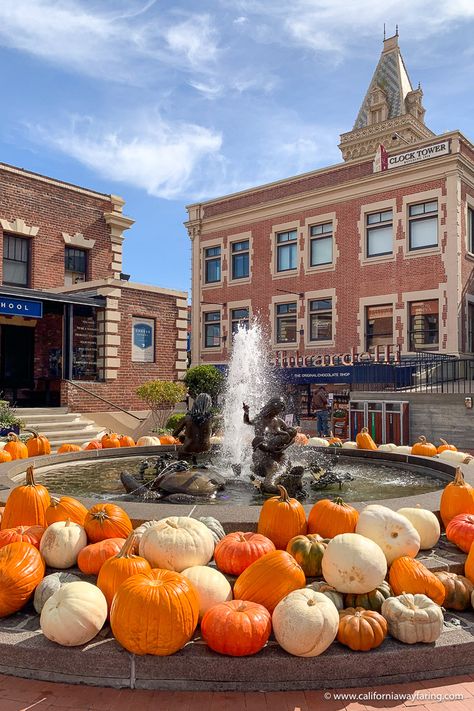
top-left (204, 311), bottom-right (221, 348)
top-left (366, 304), bottom-right (393, 350)
top-left (310, 223), bottom-right (333, 266)
top-left (276, 230), bottom-right (298, 272)
top-left (309, 299), bottom-right (332, 341)
top-left (65, 247), bottom-right (87, 285)
top-left (231, 307), bottom-right (249, 336)
top-left (72, 306), bottom-right (98, 380)
top-left (409, 300), bottom-right (439, 351)
top-left (3, 234), bottom-right (29, 286)
top-left (204, 247), bottom-right (221, 284)
top-left (276, 302), bottom-right (297, 343)
top-left (231, 241), bottom-right (249, 279)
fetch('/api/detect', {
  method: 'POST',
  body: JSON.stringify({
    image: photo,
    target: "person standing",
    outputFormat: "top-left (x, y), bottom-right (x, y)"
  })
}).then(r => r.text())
top-left (312, 385), bottom-right (330, 436)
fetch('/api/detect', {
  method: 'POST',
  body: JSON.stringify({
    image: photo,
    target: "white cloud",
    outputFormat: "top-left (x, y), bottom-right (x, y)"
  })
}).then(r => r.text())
top-left (164, 14), bottom-right (219, 69)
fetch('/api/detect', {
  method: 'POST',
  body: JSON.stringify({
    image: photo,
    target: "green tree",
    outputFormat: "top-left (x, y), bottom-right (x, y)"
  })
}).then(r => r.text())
top-left (184, 365), bottom-right (224, 402)
top-left (136, 380), bottom-right (187, 430)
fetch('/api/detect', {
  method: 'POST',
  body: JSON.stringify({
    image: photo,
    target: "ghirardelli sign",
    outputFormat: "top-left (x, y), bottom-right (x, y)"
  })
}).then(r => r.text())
top-left (274, 344), bottom-right (401, 368)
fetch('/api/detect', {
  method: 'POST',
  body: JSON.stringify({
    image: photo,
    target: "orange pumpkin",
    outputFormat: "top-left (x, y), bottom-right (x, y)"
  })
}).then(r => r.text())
top-left (257, 485), bottom-right (307, 550)
top-left (214, 532), bottom-right (275, 576)
top-left (233, 549), bottom-right (306, 613)
top-left (356, 427), bottom-right (377, 450)
top-left (57, 443), bottom-right (81, 454)
top-left (201, 600), bottom-right (272, 656)
top-left (77, 537), bottom-right (126, 576)
top-left (294, 432), bottom-right (309, 446)
top-left (0, 450), bottom-right (12, 464)
top-left (101, 433), bottom-right (121, 449)
top-left (84, 503), bottom-right (133, 543)
top-left (110, 568), bottom-right (199, 655)
top-left (337, 607), bottom-right (387, 651)
top-left (4, 433), bottom-right (28, 460)
top-left (0, 542), bottom-right (45, 617)
top-left (446, 513), bottom-right (474, 553)
top-left (434, 572), bottom-right (473, 611)
top-left (45, 495), bottom-right (88, 527)
top-left (327, 436), bottom-right (343, 446)
top-left (0, 525), bottom-right (45, 550)
top-left (1, 466), bottom-right (50, 529)
top-left (411, 436), bottom-right (437, 457)
top-left (437, 439), bottom-right (457, 454)
top-left (308, 497), bottom-right (359, 538)
top-left (159, 434), bottom-right (179, 445)
top-left (26, 431), bottom-right (51, 457)
top-left (119, 435), bottom-right (135, 448)
top-left (83, 440), bottom-right (102, 451)
top-left (97, 534), bottom-right (152, 609)
top-left (440, 468), bottom-right (474, 527)
top-left (465, 544), bottom-right (474, 583)
top-left (389, 556), bottom-right (445, 605)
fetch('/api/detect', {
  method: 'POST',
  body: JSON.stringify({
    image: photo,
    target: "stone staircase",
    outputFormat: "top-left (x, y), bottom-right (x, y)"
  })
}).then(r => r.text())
top-left (15, 408), bottom-right (105, 450)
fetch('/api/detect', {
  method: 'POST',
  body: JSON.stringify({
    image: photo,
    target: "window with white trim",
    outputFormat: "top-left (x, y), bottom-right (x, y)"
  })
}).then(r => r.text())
top-left (366, 210), bottom-right (393, 257)
top-left (409, 300), bottom-right (439, 351)
top-left (408, 201), bottom-right (438, 250)
top-left (276, 302), bottom-right (297, 343)
top-left (309, 299), bottom-right (333, 341)
top-left (204, 246), bottom-right (221, 284)
top-left (3, 234), bottom-right (29, 286)
top-left (309, 223), bottom-right (333, 266)
top-left (231, 307), bottom-right (249, 336)
top-left (468, 207), bottom-right (474, 254)
top-left (276, 230), bottom-right (298, 272)
top-left (65, 247), bottom-right (87, 285)
top-left (203, 311), bottom-right (221, 348)
top-left (231, 240), bottom-right (249, 279)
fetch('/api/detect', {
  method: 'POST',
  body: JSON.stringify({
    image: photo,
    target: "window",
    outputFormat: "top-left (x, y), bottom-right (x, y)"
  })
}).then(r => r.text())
top-left (409, 300), bottom-right (439, 351)
top-left (276, 302), bottom-right (297, 343)
top-left (204, 311), bottom-right (221, 348)
top-left (3, 234), bottom-right (29, 286)
top-left (468, 207), bottom-right (474, 254)
top-left (276, 229), bottom-right (298, 272)
top-left (310, 223), bottom-right (333, 266)
top-left (204, 246), bottom-right (221, 284)
top-left (231, 307), bottom-right (249, 336)
top-left (65, 247), bottom-right (87, 285)
top-left (309, 299), bottom-right (333, 341)
top-left (468, 303), bottom-right (474, 353)
top-left (366, 210), bottom-right (393, 257)
top-left (409, 201), bottom-right (438, 250)
top-left (231, 240), bottom-right (249, 279)
top-left (366, 304), bottom-right (393, 350)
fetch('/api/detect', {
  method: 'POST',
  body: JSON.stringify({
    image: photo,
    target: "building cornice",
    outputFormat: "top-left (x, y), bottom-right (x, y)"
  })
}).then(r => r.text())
top-left (0, 161), bottom-right (112, 201)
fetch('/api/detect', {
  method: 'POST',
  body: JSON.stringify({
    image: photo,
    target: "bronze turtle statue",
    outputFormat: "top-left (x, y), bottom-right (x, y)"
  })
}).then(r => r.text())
top-left (120, 459), bottom-right (225, 502)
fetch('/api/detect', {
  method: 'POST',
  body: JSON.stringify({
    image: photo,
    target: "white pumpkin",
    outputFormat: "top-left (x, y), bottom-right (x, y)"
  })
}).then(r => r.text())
top-left (381, 593), bottom-right (444, 644)
top-left (355, 504), bottom-right (420, 564)
top-left (41, 581), bottom-right (107, 646)
top-left (196, 516), bottom-right (226, 544)
top-left (181, 565), bottom-right (232, 619)
top-left (341, 441), bottom-right (358, 449)
top-left (139, 516), bottom-right (214, 572)
top-left (392, 445), bottom-right (412, 455)
top-left (321, 533), bottom-right (387, 594)
top-left (134, 519), bottom-right (160, 546)
top-left (377, 443), bottom-right (397, 452)
top-left (397, 506), bottom-right (440, 550)
top-left (33, 572), bottom-right (81, 614)
top-left (272, 589), bottom-right (339, 657)
top-left (308, 437), bottom-right (329, 447)
top-left (40, 520), bottom-right (87, 569)
top-left (437, 450), bottom-right (473, 465)
top-left (136, 436), bottom-right (161, 447)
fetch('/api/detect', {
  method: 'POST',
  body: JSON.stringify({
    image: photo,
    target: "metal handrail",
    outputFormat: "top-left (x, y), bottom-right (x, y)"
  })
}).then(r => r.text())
top-left (64, 380), bottom-right (146, 422)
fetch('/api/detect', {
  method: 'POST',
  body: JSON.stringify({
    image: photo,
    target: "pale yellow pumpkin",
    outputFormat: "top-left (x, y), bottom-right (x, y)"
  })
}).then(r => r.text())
top-left (181, 565), bottom-right (232, 619)
top-left (381, 593), bottom-right (443, 644)
top-left (39, 520), bottom-right (87, 569)
top-left (40, 581), bottom-right (107, 647)
top-left (138, 517), bottom-right (214, 572)
top-left (272, 589), bottom-right (339, 657)
top-left (396, 506), bottom-right (440, 550)
top-left (136, 436), bottom-right (161, 447)
top-left (321, 533), bottom-right (387, 594)
top-left (355, 504), bottom-right (420, 564)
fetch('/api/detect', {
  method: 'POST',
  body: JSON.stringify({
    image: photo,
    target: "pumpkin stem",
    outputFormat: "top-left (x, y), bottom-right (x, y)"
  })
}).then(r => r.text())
top-left (92, 510), bottom-right (109, 522)
top-left (439, 438), bottom-right (448, 446)
top-left (237, 533), bottom-right (247, 543)
top-left (453, 468), bottom-right (467, 486)
top-left (49, 496), bottom-right (60, 507)
top-left (65, 518), bottom-right (71, 527)
top-left (116, 533), bottom-right (138, 559)
top-left (333, 496), bottom-right (347, 507)
top-left (25, 466), bottom-right (37, 487)
top-left (166, 519), bottom-right (178, 528)
top-left (277, 485), bottom-right (290, 502)
top-left (360, 427), bottom-right (369, 434)
top-left (7, 432), bottom-right (20, 442)
top-left (237, 602), bottom-right (247, 612)
top-left (27, 430), bottom-right (40, 440)
top-left (418, 436), bottom-right (427, 444)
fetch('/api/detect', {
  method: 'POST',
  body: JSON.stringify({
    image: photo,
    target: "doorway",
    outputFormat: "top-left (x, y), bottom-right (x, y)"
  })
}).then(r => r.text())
top-left (0, 325), bottom-right (35, 404)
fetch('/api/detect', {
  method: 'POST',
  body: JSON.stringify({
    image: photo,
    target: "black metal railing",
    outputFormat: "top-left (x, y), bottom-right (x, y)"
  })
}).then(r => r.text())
top-left (352, 358), bottom-right (474, 394)
top-left (64, 380), bottom-right (146, 422)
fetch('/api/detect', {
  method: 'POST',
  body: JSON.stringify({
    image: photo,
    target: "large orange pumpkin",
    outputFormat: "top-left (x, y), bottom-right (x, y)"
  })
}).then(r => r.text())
top-left (57, 443), bottom-right (81, 454)
top-left (1, 466), bottom-right (50, 529)
top-left (214, 531), bottom-right (275, 576)
top-left (307, 497), bottom-right (359, 538)
top-left (356, 427), bottom-right (377, 451)
top-left (440, 468), bottom-right (474, 527)
top-left (26, 431), bottom-right (51, 457)
top-left (119, 435), bottom-right (135, 448)
top-left (233, 549), bottom-right (305, 613)
top-left (201, 600), bottom-right (272, 656)
top-left (97, 534), bottom-right (152, 609)
top-left (0, 542), bottom-right (45, 617)
top-left (110, 568), bottom-right (199, 655)
top-left (45, 495), bottom-right (88, 527)
top-left (0, 450), bottom-right (12, 464)
top-left (77, 537), bottom-right (126, 576)
top-left (337, 607), bottom-right (387, 651)
top-left (446, 514), bottom-right (474, 553)
top-left (389, 556), bottom-right (445, 605)
top-left (0, 525), bottom-right (45, 550)
top-left (4, 433), bottom-right (28, 460)
top-left (257, 485), bottom-right (307, 550)
top-left (411, 436), bottom-right (437, 457)
top-left (465, 544), bottom-right (474, 583)
top-left (437, 439), bottom-right (457, 454)
top-left (84, 503), bottom-right (132, 543)
top-left (101, 433), bottom-right (121, 449)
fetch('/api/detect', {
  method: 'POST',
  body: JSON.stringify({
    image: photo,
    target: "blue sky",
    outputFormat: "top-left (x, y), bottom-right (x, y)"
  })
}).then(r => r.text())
top-left (1, 1), bottom-right (474, 293)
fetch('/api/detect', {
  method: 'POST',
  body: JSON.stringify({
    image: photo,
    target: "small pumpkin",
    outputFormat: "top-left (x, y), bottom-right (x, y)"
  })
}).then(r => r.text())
top-left (411, 436), bottom-right (437, 457)
top-left (233, 550), bottom-right (306, 613)
top-left (119, 435), bottom-right (135, 448)
top-left (159, 434), bottom-right (179, 445)
top-left (0, 542), bottom-right (45, 617)
top-left (377, 443), bottom-right (397, 452)
top-left (77, 537), bottom-right (126, 576)
top-left (272, 588), bottom-right (339, 657)
top-left (40, 581), bottom-right (108, 646)
top-left (0, 450), bottom-right (12, 464)
top-left (97, 534), bottom-right (152, 609)
top-left (57, 444), bottom-right (81, 454)
top-left (201, 600), bottom-right (271, 656)
top-left (392, 445), bottom-right (412, 455)
top-left (308, 497), bottom-right (359, 539)
top-left (101, 432), bottom-right (121, 449)
top-left (327, 435), bottom-right (343, 447)
top-left (356, 427), bottom-right (377, 451)
top-left (82, 440), bottom-right (102, 451)
top-left (381, 593), bottom-right (443, 644)
top-left (26, 431), bottom-right (51, 457)
top-left (0, 525), bottom-right (44, 550)
top-left (4, 433), bottom-right (28, 460)
top-left (214, 532), bottom-right (275, 576)
top-left (306, 581), bottom-right (344, 610)
top-left (438, 450), bottom-right (473, 465)
top-left (344, 581), bottom-right (393, 612)
top-left (136, 436), bottom-right (161, 447)
top-left (197, 516), bottom-right (225, 544)
top-left (181, 565), bottom-right (232, 619)
top-left (446, 513), bottom-right (474, 553)
top-left (138, 517), bottom-right (214, 572)
top-left (1, 466), bottom-right (50, 529)
top-left (337, 607), bottom-right (387, 651)
top-left (40, 519), bottom-right (87, 569)
top-left (434, 572), bottom-right (474, 611)
top-left (257, 485), bottom-right (307, 550)
top-left (440, 468), bottom-right (474, 527)
top-left (355, 504), bottom-right (420, 564)
top-left (389, 556), bottom-right (445, 605)
top-left (286, 533), bottom-right (327, 577)
top-left (396, 506), bottom-right (440, 550)
top-left (321, 533), bottom-right (387, 594)
top-left (45, 495), bottom-right (88, 527)
top-left (84, 503), bottom-right (132, 543)
top-left (307, 437), bottom-right (329, 447)
top-left (341, 441), bottom-right (358, 449)
top-left (294, 432), bottom-right (309, 446)
top-left (437, 438), bottom-right (457, 454)
top-left (33, 572), bottom-right (81, 614)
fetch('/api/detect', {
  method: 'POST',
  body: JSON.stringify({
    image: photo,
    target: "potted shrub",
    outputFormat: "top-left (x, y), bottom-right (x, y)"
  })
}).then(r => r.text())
top-left (0, 400), bottom-right (24, 437)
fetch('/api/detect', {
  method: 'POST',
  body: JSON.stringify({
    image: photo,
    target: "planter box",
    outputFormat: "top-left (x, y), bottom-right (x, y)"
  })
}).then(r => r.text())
top-left (0, 425), bottom-right (20, 437)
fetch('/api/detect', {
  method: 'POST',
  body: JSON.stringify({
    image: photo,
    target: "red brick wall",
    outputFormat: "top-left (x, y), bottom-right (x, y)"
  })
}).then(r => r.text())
top-left (460, 180), bottom-right (474, 352)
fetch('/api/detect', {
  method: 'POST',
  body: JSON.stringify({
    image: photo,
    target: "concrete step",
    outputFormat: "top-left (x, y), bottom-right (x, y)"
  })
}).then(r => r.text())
top-left (23, 420), bottom-right (98, 434)
top-left (15, 408), bottom-right (69, 416)
top-left (19, 414), bottom-right (85, 424)
top-left (30, 426), bottom-right (102, 439)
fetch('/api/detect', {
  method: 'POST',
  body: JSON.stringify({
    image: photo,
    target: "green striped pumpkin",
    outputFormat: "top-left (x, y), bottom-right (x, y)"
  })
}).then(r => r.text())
top-left (344, 581), bottom-right (393, 612)
top-left (286, 533), bottom-right (328, 577)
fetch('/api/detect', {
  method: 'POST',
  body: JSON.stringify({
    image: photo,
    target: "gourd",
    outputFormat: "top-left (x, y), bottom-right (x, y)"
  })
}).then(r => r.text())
top-left (411, 436), bottom-right (437, 457)
top-left (466, 544), bottom-right (474, 583)
top-left (136, 436), bottom-right (161, 447)
top-left (26, 431), bottom-right (51, 457)
top-left (0, 542), bottom-right (45, 616)
top-left (446, 513), bottom-right (474, 553)
top-left (0, 525), bottom-right (44, 550)
top-left (344, 581), bottom-right (393, 612)
top-left (437, 450), bottom-right (472, 465)
top-left (0, 450), bottom-right (12, 464)
top-left (233, 550), bottom-right (306, 613)
top-left (355, 504), bottom-right (420, 564)
top-left (181, 565), bottom-right (232, 619)
top-left (110, 569), bottom-right (199, 655)
top-left (337, 607), bottom-right (387, 651)
top-left (272, 588), bottom-right (339, 657)
top-left (77, 538), bottom-right (126, 575)
top-left (396, 506), bottom-right (440, 549)
top-left (138, 517), bottom-right (214, 572)
top-left (434, 572), bottom-right (474, 611)
top-left (45, 495), bottom-right (88, 527)
top-left (306, 581), bottom-right (344, 610)
top-left (196, 516), bottom-right (225, 544)
top-left (341, 441), bottom-right (358, 449)
top-left (4, 433), bottom-right (28, 460)
top-left (201, 600), bottom-right (271, 656)
top-left (40, 520), bottom-right (87, 569)
top-left (392, 445), bottom-right (412, 455)
top-left (307, 437), bottom-right (329, 447)
top-left (389, 556), bottom-right (445, 605)
top-left (1, 466), bottom-right (50, 529)
top-left (437, 439), bottom-right (457, 454)
top-left (97, 534), bottom-right (152, 609)
top-left (82, 440), bottom-right (102, 450)
top-left (57, 444), bottom-right (81, 453)
top-left (84, 503), bottom-right (132, 543)
top-left (119, 435), bottom-right (135, 447)
top-left (286, 534), bottom-right (327, 577)
top-left (377, 443), bottom-right (397, 452)
top-left (257, 485), bottom-right (307, 550)
top-left (34, 572), bottom-right (81, 613)
top-left (321, 533), bottom-right (387, 594)
top-left (101, 433), bottom-right (121, 449)
top-left (381, 593), bottom-right (443, 644)
top-left (214, 532), bottom-right (275, 576)
top-left (308, 497), bottom-right (359, 538)
top-left (327, 436), bottom-right (343, 447)
top-left (40, 581), bottom-right (108, 646)
top-left (356, 427), bottom-right (377, 451)
top-left (440, 468), bottom-right (474, 527)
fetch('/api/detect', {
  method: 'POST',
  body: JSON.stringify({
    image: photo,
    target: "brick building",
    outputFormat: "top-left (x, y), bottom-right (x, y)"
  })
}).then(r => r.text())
top-left (186, 34), bottom-right (474, 390)
top-left (0, 163), bottom-right (187, 411)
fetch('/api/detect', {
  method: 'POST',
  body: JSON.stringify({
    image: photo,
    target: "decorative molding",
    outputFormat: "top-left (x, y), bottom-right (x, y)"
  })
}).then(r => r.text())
top-left (62, 232), bottom-right (95, 249)
top-left (0, 218), bottom-right (39, 237)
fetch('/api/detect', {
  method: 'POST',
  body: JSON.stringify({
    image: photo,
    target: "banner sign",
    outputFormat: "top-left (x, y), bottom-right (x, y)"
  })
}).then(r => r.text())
top-left (374, 140), bottom-right (450, 172)
top-left (280, 366), bottom-right (353, 385)
top-left (132, 318), bottom-right (154, 363)
top-left (0, 296), bottom-right (42, 318)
